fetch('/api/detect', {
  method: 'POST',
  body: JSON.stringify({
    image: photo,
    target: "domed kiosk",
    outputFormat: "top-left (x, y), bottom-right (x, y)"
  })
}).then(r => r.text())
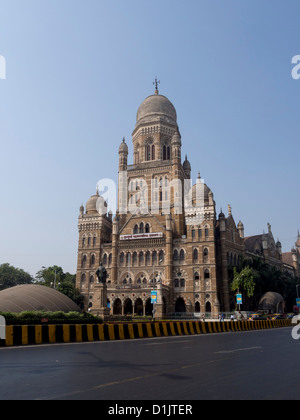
top-left (0, 285), bottom-right (81, 313)
top-left (258, 292), bottom-right (285, 314)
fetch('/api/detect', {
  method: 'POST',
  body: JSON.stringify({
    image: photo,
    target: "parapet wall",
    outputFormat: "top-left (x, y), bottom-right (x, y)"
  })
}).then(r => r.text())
top-left (0, 319), bottom-right (292, 347)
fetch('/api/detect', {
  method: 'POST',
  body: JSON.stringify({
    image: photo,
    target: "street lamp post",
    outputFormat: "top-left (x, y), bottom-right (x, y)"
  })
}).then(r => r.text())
top-left (152, 259), bottom-right (163, 320)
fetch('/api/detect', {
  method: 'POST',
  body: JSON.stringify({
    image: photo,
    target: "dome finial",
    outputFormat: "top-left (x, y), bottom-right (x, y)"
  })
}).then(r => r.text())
top-left (153, 77), bottom-right (160, 95)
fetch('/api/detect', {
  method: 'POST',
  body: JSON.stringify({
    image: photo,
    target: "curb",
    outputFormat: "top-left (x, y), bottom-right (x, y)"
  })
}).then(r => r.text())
top-left (0, 320), bottom-right (292, 347)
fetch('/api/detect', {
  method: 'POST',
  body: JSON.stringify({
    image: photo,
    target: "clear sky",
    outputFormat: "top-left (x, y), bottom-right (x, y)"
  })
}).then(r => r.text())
top-left (0, 0), bottom-right (299, 277)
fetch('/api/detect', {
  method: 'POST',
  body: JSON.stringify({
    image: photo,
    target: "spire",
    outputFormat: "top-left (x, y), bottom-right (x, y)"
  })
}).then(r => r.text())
top-left (153, 77), bottom-right (160, 95)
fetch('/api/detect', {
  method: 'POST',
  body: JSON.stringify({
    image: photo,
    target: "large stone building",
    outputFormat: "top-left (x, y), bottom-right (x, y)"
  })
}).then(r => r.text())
top-left (76, 86), bottom-right (299, 317)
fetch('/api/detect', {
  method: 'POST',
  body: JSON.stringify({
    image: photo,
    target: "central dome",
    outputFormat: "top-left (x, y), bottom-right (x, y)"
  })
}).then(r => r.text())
top-left (136, 94), bottom-right (177, 127)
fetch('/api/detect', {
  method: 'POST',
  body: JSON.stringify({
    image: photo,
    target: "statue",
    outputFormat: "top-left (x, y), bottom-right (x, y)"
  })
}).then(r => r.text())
top-left (96, 263), bottom-right (107, 284)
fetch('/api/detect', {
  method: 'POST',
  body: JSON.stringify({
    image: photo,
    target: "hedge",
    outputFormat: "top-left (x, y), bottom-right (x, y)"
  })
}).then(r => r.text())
top-left (0, 311), bottom-right (103, 325)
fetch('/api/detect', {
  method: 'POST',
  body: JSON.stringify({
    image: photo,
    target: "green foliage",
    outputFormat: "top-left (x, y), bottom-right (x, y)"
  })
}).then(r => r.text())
top-left (230, 256), bottom-right (300, 312)
top-left (0, 263), bottom-right (33, 290)
top-left (0, 310), bottom-right (102, 325)
top-left (35, 266), bottom-right (84, 306)
top-left (231, 266), bottom-right (259, 298)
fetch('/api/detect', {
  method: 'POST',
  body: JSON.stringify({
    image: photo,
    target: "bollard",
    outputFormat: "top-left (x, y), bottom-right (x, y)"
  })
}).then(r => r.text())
top-left (0, 316), bottom-right (6, 340)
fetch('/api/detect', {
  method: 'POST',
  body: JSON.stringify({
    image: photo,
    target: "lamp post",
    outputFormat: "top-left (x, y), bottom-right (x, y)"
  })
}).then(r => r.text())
top-left (50, 270), bottom-right (60, 290)
top-left (152, 259), bottom-right (163, 320)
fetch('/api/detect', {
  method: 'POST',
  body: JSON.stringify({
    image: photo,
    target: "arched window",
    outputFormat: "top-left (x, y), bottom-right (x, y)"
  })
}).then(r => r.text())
top-left (91, 254), bottom-right (96, 266)
top-left (180, 279), bottom-right (185, 288)
top-left (204, 269), bottom-right (210, 279)
top-left (132, 252), bottom-right (137, 266)
top-left (93, 236), bottom-right (96, 247)
top-left (145, 145), bottom-right (151, 161)
top-left (203, 248), bottom-right (209, 263)
top-left (81, 273), bottom-right (86, 287)
top-left (133, 225), bottom-right (139, 234)
top-left (140, 223), bottom-right (144, 234)
top-left (82, 236), bottom-right (86, 247)
top-left (159, 250), bottom-right (164, 263)
top-left (103, 254), bottom-right (108, 266)
top-left (174, 279), bottom-right (179, 288)
top-left (108, 253), bottom-right (112, 266)
top-left (193, 249), bottom-right (198, 263)
top-left (152, 144), bottom-right (155, 160)
top-left (205, 228), bottom-right (209, 240)
top-left (137, 278), bottom-right (141, 285)
top-left (194, 272), bottom-right (200, 281)
top-left (179, 249), bottom-right (185, 262)
top-left (90, 275), bottom-right (94, 284)
top-left (126, 252), bottom-right (131, 265)
top-left (88, 236), bottom-right (91, 246)
top-left (82, 255), bottom-right (87, 268)
top-left (163, 145), bottom-right (171, 161)
top-left (120, 253), bottom-right (125, 265)
top-left (152, 251), bottom-right (157, 264)
top-left (145, 223), bottom-right (150, 233)
top-left (139, 251), bottom-right (144, 265)
top-left (145, 251), bottom-right (151, 265)
top-left (173, 250), bottom-right (179, 261)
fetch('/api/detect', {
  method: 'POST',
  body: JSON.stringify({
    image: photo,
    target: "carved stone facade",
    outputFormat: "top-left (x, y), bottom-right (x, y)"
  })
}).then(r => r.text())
top-left (76, 87), bottom-right (298, 317)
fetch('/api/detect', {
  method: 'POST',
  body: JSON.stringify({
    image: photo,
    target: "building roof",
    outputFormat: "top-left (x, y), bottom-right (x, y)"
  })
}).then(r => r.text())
top-left (0, 284), bottom-right (81, 313)
top-left (136, 93), bottom-right (177, 127)
top-left (244, 235), bottom-right (263, 254)
top-left (282, 252), bottom-right (294, 266)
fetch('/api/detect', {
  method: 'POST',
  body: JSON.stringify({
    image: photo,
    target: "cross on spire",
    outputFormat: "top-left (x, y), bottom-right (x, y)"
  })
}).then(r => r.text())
top-left (153, 77), bottom-right (160, 94)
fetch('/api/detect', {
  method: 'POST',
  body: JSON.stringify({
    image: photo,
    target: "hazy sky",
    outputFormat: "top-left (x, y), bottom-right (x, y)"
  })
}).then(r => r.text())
top-left (0, 0), bottom-right (299, 277)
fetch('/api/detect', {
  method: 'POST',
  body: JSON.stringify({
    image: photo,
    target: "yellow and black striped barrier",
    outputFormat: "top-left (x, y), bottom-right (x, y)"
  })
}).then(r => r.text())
top-left (0, 319), bottom-right (292, 347)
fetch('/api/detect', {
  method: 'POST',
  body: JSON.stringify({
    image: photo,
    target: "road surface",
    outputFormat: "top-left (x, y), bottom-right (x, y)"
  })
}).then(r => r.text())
top-left (0, 327), bottom-right (298, 400)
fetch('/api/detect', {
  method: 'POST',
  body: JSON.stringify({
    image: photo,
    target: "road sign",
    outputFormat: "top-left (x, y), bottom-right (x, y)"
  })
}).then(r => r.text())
top-left (296, 298), bottom-right (300, 307)
top-left (151, 291), bottom-right (158, 304)
top-left (236, 294), bottom-right (243, 305)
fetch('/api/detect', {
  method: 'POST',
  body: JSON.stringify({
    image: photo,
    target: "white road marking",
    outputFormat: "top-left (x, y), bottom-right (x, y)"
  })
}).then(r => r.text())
top-left (214, 346), bottom-right (262, 354)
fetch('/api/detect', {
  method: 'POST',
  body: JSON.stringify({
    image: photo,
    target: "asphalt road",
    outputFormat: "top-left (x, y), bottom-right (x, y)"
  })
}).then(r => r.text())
top-left (0, 327), bottom-right (299, 401)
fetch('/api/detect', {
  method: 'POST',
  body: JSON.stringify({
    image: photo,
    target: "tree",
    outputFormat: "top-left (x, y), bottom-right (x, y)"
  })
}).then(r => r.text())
top-left (35, 265), bottom-right (64, 287)
top-left (0, 263), bottom-right (33, 290)
top-left (230, 257), bottom-right (300, 312)
top-left (231, 266), bottom-right (259, 299)
top-left (35, 266), bottom-right (83, 306)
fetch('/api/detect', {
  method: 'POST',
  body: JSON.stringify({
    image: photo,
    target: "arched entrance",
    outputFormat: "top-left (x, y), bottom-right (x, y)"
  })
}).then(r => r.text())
top-left (134, 298), bottom-right (143, 316)
top-left (195, 302), bottom-right (200, 313)
top-left (145, 298), bottom-right (153, 316)
top-left (113, 298), bottom-right (122, 315)
top-left (124, 298), bottom-right (133, 315)
top-left (205, 302), bottom-right (211, 313)
top-left (175, 297), bottom-right (186, 313)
